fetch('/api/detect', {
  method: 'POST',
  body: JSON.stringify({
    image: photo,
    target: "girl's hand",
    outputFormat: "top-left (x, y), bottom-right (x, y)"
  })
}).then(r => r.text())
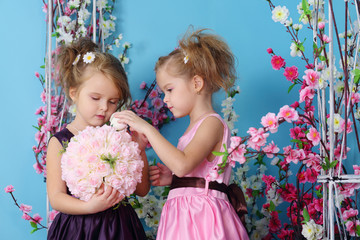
top-left (112, 110), bottom-right (151, 136)
top-left (86, 184), bottom-right (124, 214)
top-left (149, 162), bottom-right (173, 186)
top-left (131, 130), bottom-right (149, 151)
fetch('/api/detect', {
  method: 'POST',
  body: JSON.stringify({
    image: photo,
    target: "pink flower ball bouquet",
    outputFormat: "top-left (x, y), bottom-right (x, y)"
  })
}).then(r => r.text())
top-left (61, 125), bottom-right (144, 201)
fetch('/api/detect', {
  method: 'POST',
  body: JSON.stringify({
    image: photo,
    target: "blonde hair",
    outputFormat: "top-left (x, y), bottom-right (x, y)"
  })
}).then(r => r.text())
top-left (56, 37), bottom-right (131, 108)
top-left (155, 28), bottom-right (236, 93)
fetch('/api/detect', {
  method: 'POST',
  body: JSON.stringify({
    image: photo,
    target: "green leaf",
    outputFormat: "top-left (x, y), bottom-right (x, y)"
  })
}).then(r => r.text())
top-left (30, 221), bottom-right (37, 228)
top-left (212, 151), bottom-right (226, 156)
top-left (356, 225), bottom-right (360, 236)
top-left (40, 65), bottom-right (45, 69)
top-left (353, 69), bottom-right (360, 84)
top-left (269, 201), bottom-right (276, 212)
top-left (288, 82), bottom-right (297, 93)
top-left (30, 228), bottom-right (38, 234)
top-left (318, 55), bottom-right (327, 62)
top-left (303, 208), bottom-right (310, 223)
top-left (329, 160), bottom-right (338, 169)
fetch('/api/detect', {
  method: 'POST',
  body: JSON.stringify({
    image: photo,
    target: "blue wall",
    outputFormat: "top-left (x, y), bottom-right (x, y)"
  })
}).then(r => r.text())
top-left (0, 0), bottom-right (306, 239)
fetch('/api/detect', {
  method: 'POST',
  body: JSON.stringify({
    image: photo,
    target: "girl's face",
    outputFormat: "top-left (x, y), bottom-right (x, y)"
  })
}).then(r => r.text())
top-left (156, 68), bottom-right (196, 118)
top-left (71, 69), bottom-right (120, 128)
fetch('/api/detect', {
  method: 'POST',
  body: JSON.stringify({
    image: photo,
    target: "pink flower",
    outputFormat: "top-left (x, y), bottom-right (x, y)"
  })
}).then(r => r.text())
top-left (343, 208), bottom-right (358, 221)
top-left (30, 213), bottom-right (43, 224)
top-left (306, 127), bottom-right (321, 146)
top-left (269, 211), bottom-right (281, 233)
top-left (35, 72), bottom-right (40, 78)
top-left (283, 66), bottom-right (299, 81)
top-left (354, 165), bottom-right (360, 175)
top-left (261, 113), bottom-right (279, 133)
top-left (318, 22), bottom-right (325, 30)
top-left (267, 48), bottom-right (273, 54)
top-left (33, 163), bottom-right (43, 174)
top-left (277, 105), bottom-right (299, 122)
top-left (262, 141), bottom-right (280, 158)
top-left (340, 183), bottom-right (360, 197)
top-left (346, 220), bottom-right (360, 236)
top-left (322, 34), bottom-right (331, 43)
top-left (139, 81), bottom-right (147, 89)
top-left (22, 213), bottom-right (31, 221)
top-left (149, 90), bottom-right (158, 99)
top-left (262, 174), bottom-right (276, 193)
top-left (299, 86), bottom-right (315, 102)
top-left (283, 146), bottom-right (305, 164)
top-left (229, 136), bottom-right (247, 164)
top-left (151, 97), bottom-right (163, 110)
top-left (61, 125), bottom-right (144, 201)
top-left (49, 210), bottom-right (59, 221)
top-left (20, 204), bottom-right (32, 214)
top-left (271, 55), bottom-right (286, 70)
top-left (246, 127), bottom-right (269, 151)
top-left (303, 69), bottom-right (320, 88)
top-left (351, 92), bottom-right (360, 104)
top-left (4, 185), bottom-right (14, 193)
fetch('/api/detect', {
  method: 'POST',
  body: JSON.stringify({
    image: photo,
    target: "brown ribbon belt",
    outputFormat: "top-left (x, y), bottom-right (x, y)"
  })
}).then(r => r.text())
top-left (170, 175), bottom-right (248, 224)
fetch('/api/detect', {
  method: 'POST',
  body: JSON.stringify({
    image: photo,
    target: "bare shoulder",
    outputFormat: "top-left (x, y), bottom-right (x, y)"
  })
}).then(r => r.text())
top-left (47, 136), bottom-right (64, 160)
top-left (195, 115), bottom-right (224, 138)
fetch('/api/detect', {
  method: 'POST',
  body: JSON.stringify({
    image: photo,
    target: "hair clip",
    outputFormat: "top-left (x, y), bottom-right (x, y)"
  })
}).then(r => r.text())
top-left (83, 52), bottom-right (96, 64)
top-left (72, 54), bottom-right (81, 65)
top-left (183, 52), bottom-right (189, 64)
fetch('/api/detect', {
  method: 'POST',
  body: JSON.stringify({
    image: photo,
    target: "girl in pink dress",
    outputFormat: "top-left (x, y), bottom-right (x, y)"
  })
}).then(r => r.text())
top-left (114, 28), bottom-right (249, 240)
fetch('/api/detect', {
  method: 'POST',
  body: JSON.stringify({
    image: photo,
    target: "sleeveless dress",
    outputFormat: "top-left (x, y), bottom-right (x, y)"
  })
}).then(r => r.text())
top-left (47, 128), bottom-right (146, 240)
top-left (156, 113), bottom-right (249, 240)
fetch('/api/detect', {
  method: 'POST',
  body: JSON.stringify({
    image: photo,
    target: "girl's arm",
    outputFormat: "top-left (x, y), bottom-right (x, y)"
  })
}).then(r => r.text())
top-left (131, 131), bottom-right (150, 196)
top-left (46, 137), bottom-right (123, 215)
top-left (114, 111), bottom-right (223, 177)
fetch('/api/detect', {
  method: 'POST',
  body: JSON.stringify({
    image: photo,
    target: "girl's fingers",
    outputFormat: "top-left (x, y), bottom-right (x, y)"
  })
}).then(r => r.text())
top-left (149, 174), bottom-right (159, 181)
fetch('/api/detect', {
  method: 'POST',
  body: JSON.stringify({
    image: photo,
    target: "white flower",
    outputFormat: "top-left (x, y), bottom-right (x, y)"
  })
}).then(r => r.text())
top-left (318, 75), bottom-right (328, 89)
top-left (83, 52), bottom-right (96, 64)
top-left (119, 54), bottom-right (130, 65)
top-left (78, 8), bottom-right (90, 25)
top-left (272, 6), bottom-right (290, 24)
top-left (118, 33), bottom-right (123, 40)
top-left (290, 42), bottom-right (302, 57)
top-left (334, 81), bottom-right (344, 96)
top-left (354, 108), bottom-right (360, 119)
top-left (327, 113), bottom-right (344, 133)
top-left (285, 18), bottom-right (293, 27)
top-left (68, 0), bottom-right (81, 9)
top-left (115, 39), bottom-right (121, 48)
top-left (302, 220), bottom-right (316, 239)
top-left (271, 157), bottom-right (280, 165)
top-left (302, 219), bottom-right (323, 239)
top-left (110, 113), bottom-right (127, 131)
top-left (293, 24), bottom-right (303, 31)
top-left (309, 0), bottom-right (324, 5)
top-left (57, 16), bottom-right (71, 27)
top-left (97, 0), bottom-right (108, 9)
top-left (123, 42), bottom-right (131, 49)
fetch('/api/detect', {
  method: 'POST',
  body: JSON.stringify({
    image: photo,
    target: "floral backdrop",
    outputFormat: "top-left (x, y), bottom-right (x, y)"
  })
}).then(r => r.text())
top-left (3, 0), bottom-right (360, 239)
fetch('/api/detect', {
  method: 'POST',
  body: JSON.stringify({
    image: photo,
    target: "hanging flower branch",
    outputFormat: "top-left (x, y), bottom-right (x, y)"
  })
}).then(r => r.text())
top-left (212, 0), bottom-right (360, 239)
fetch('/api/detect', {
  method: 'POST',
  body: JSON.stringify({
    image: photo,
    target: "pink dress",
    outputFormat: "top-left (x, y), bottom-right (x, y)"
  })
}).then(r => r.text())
top-left (156, 113), bottom-right (249, 240)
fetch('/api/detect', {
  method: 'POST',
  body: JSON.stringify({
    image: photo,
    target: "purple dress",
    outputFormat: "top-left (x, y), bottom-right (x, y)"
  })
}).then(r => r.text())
top-left (47, 128), bottom-right (146, 240)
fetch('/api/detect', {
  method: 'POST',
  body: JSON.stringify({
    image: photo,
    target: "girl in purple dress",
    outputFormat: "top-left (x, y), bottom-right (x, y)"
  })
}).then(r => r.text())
top-left (46, 37), bottom-right (149, 240)
top-left (114, 28), bottom-right (249, 240)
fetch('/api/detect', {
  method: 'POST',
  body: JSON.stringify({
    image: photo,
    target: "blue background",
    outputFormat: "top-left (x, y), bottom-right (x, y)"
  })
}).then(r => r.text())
top-left (0, 0), bottom-right (339, 239)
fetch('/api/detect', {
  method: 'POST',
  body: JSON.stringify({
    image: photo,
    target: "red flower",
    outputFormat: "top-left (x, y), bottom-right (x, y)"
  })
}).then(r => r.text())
top-left (283, 66), bottom-right (299, 81)
top-left (271, 55), bottom-right (286, 70)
